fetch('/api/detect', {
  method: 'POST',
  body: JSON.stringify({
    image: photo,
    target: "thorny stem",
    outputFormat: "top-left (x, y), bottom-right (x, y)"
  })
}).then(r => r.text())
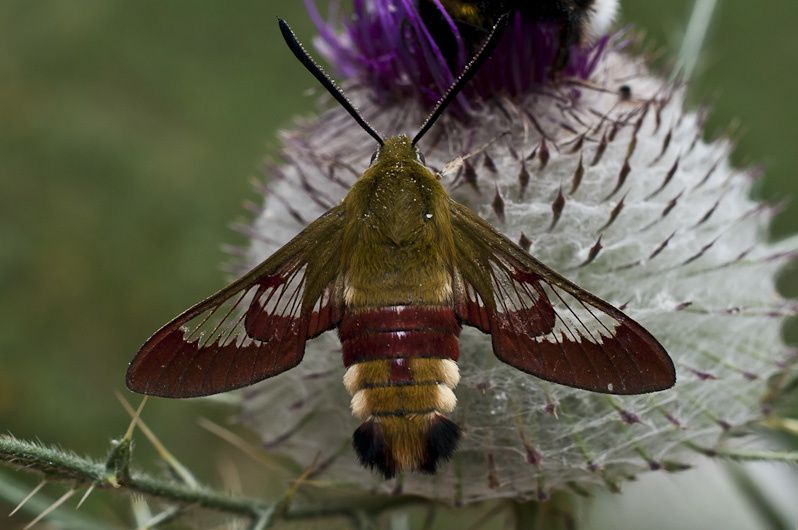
top-left (4, 434), bottom-right (798, 528)
top-left (0, 435), bottom-right (422, 526)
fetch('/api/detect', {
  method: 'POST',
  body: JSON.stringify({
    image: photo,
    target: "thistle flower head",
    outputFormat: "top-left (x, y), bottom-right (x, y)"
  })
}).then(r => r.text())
top-left (235, 1), bottom-right (798, 503)
top-left (306, 0), bottom-right (610, 106)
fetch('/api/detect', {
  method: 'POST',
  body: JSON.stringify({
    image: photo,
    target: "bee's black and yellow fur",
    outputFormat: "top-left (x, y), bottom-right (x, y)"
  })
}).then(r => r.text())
top-left (420, 0), bottom-right (618, 73)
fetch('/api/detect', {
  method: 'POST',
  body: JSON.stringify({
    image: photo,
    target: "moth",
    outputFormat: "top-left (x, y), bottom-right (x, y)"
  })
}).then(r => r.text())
top-left (127, 15), bottom-right (675, 479)
top-left (419, 0), bottom-right (619, 72)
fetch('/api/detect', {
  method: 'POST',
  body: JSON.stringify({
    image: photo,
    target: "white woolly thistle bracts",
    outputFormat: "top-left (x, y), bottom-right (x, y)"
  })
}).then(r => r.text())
top-left (234, 1), bottom-right (798, 504)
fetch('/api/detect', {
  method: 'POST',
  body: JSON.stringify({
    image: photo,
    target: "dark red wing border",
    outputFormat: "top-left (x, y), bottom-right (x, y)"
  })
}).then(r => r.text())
top-left (128, 315), bottom-right (308, 398)
top-left (489, 312), bottom-right (675, 394)
top-left (126, 207), bottom-right (345, 398)
top-left (450, 200), bottom-right (675, 395)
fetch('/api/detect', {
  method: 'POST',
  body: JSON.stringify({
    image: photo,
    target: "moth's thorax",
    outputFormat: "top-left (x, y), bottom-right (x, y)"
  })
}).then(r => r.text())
top-left (341, 135), bottom-right (455, 308)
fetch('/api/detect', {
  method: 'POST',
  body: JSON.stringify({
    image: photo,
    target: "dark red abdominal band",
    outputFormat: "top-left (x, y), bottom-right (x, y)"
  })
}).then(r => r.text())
top-left (339, 306), bottom-right (461, 368)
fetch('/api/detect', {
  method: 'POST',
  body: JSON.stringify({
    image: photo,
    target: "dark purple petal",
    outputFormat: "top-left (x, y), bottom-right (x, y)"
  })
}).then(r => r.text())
top-left (306, 1), bottom-right (614, 108)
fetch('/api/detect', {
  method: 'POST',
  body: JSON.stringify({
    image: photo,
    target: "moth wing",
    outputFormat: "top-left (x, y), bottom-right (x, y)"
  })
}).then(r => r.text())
top-left (126, 206), bottom-right (346, 398)
top-left (450, 200), bottom-right (675, 394)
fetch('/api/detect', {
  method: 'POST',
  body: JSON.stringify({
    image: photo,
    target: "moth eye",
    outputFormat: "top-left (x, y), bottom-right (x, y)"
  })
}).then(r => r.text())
top-left (370, 149), bottom-right (380, 165)
top-left (416, 150), bottom-right (426, 165)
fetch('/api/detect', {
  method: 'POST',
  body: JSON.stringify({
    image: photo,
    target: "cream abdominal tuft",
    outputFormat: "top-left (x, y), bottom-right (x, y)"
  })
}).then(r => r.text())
top-left (439, 359), bottom-right (460, 388)
top-left (436, 385), bottom-right (457, 414)
top-left (343, 365), bottom-right (360, 394)
top-left (351, 390), bottom-right (370, 419)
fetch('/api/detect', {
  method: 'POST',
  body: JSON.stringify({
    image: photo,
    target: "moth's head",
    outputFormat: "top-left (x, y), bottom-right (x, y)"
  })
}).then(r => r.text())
top-left (369, 135), bottom-right (426, 168)
top-left (278, 15), bottom-right (508, 165)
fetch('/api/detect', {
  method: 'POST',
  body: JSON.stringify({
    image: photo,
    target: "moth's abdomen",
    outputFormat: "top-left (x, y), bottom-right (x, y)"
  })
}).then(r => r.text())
top-left (340, 306), bottom-right (461, 419)
top-left (339, 306), bottom-right (461, 367)
top-left (339, 306), bottom-right (462, 477)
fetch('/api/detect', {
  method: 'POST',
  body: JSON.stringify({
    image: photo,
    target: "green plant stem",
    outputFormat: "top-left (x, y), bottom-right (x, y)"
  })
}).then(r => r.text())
top-left (0, 435), bottom-right (422, 525)
top-left (0, 435), bottom-right (271, 518)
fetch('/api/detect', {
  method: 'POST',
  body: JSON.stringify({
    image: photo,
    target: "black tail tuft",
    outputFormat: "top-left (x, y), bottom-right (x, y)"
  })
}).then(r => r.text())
top-left (353, 419), bottom-right (396, 479)
top-left (420, 414), bottom-right (461, 474)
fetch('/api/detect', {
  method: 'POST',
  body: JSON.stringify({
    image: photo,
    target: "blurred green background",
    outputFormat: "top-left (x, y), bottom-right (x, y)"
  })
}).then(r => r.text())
top-left (2, 1), bottom-right (797, 528)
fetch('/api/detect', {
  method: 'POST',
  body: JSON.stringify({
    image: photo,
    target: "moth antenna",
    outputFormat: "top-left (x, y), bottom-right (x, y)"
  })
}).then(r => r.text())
top-left (278, 18), bottom-right (385, 146)
top-left (412, 14), bottom-right (510, 146)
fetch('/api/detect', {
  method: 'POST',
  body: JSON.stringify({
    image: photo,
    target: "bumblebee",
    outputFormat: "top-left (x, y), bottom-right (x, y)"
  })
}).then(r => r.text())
top-left (420, 0), bottom-right (619, 73)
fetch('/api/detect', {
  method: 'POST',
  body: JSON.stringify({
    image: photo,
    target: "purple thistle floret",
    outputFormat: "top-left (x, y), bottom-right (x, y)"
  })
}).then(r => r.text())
top-left (306, 0), bottom-right (611, 107)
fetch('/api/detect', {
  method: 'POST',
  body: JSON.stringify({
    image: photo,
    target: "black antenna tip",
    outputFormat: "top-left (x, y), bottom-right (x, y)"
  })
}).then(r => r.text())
top-left (278, 17), bottom-right (385, 147)
top-left (277, 17), bottom-right (289, 35)
top-left (412, 14), bottom-right (510, 146)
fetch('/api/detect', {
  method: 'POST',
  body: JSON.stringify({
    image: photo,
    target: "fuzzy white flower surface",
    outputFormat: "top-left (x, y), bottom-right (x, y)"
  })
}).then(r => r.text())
top-left (235, 1), bottom-right (797, 503)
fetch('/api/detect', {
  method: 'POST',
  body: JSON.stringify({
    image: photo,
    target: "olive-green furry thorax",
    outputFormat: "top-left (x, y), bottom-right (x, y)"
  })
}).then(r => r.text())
top-left (339, 136), bottom-right (456, 308)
